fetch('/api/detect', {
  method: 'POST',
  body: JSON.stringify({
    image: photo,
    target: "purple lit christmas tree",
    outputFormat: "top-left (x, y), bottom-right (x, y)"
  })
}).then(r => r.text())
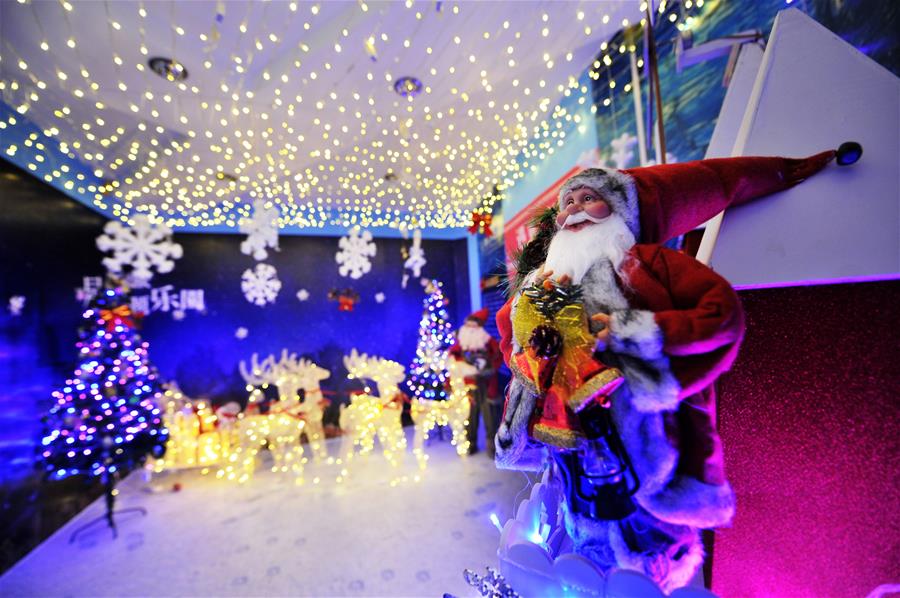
top-left (40, 282), bottom-right (167, 484)
top-left (406, 279), bottom-right (455, 400)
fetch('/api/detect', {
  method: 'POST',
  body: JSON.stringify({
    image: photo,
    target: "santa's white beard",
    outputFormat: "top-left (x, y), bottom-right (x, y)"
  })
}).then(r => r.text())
top-left (458, 325), bottom-right (491, 351)
top-left (543, 213), bottom-right (636, 285)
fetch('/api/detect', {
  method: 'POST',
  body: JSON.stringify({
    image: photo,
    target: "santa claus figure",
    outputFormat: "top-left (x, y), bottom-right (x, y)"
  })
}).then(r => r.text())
top-left (449, 308), bottom-right (503, 457)
top-left (495, 146), bottom-right (857, 589)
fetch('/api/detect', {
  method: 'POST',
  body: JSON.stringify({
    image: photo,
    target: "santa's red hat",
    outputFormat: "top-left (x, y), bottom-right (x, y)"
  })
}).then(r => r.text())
top-left (557, 143), bottom-right (861, 244)
top-left (466, 307), bottom-right (489, 325)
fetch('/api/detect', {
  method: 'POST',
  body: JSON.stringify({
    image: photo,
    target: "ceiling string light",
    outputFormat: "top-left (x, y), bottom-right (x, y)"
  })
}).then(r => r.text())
top-left (0, 1), bottom-right (665, 231)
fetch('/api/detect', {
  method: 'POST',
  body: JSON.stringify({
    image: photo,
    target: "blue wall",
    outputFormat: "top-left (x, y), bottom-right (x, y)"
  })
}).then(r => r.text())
top-left (148, 230), bottom-right (471, 405)
top-left (0, 158), bottom-right (471, 482)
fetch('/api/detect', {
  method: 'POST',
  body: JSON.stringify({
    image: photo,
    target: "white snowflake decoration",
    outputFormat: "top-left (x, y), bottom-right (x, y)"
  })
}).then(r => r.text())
top-left (8, 295), bottom-right (25, 316)
top-left (297, 289), bottom-right (310, 302)
top-left (241, 263), bottom-right (281, 306)
top-left (403, 229), bottom-right (427, 278)
top-left (96, 215), bottom-right (183, 287)
top-left (336, 229), bottom-right (376, 279)
top-left (239, 199), bottom-right (280, 261)
top-left (374, 292), bottom-right (386, 304)
top-left (235, 327), bottom-right (249, 339)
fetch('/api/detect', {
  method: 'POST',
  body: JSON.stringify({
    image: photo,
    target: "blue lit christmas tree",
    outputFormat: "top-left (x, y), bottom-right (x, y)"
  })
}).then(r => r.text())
top-left (40, 281), bottom-right (167, 482)
top-left (406, 279), bottom-right (456, 400)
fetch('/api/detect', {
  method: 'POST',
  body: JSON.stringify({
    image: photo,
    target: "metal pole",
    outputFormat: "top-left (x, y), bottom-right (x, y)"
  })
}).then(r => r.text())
top-left (629, 48), bottom-right (649, 166)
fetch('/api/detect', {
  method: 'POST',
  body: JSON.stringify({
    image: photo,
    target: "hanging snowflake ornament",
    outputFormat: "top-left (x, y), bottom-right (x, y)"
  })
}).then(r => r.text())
top-left (235, 327), bottom-right (249, 340)
top-left (8, 295), bottom-right (25, 316)
top-left (403, 229), bottom-right (427, 278)
top-left (96, 215), bottom-right (183, 287)
top-left (241, 263), bottom-right (281, 306)
top-left (297, 289), bottom-right (310, 302)
top-left (374, 292), bottom-right (386, 304)
top-left (239, 199), bottom-right (280, 261)
top-left (336, 229), bottom-right (376, 279)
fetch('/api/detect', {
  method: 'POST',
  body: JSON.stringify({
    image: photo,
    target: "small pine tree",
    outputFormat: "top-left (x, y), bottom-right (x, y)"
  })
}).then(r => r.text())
top-left (39, 282), bottom-right (167, 481)
top-left (406, 279), bottom-right (456, 400)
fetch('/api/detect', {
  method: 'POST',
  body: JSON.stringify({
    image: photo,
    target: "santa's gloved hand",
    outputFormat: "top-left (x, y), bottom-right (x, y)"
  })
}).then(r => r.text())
top-left (536, 267), bottom-right (573, 288)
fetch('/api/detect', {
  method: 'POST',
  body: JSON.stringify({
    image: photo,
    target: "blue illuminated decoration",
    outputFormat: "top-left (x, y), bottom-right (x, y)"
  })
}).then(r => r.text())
top-left (39, 281), bottom-right (167, 479)
top-left (405, 279), bottom-right (455, 400)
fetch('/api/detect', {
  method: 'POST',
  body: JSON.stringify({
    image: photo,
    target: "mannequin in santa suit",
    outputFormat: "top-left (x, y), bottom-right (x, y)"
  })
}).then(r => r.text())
top-left (494, 146), bottom-right (858, 590)
top-left (449, 308), bottom-right (503, 457)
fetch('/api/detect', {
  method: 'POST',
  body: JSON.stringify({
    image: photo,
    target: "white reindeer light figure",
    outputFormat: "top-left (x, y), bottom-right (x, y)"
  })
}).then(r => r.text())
top-left (218, 406), bottom-right (307, 484)
top-left (239, 350), bottom-right (308, 407)
top-left (410, 357), bottom-right (475, 469)
top-left (219, 351), bottom-right (314, 484)
top-left (294, 358), bottom-right (331, 461)
top-left (340, 349), bottom-right (407, 474)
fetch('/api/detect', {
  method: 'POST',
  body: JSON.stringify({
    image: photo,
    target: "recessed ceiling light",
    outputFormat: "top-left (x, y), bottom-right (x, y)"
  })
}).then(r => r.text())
top-left (216, 171), bottom-right (237, 184)
top-left (393, 76), bottom-right (422, 98)
top-left (148, 57), bottom-right (188, 82)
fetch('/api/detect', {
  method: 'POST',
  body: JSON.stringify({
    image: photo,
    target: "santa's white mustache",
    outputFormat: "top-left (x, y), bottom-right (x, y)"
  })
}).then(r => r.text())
top-left (562, 210), bottom-right (605, 228)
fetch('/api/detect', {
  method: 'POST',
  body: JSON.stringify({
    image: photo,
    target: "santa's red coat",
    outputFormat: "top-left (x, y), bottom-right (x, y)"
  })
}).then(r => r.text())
top-left (497, 244), bottom-right (744, 527)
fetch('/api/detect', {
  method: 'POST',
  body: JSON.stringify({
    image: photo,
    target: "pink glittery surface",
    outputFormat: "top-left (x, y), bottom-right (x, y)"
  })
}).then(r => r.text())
top-left (713, 281), bottom-right (900, 598)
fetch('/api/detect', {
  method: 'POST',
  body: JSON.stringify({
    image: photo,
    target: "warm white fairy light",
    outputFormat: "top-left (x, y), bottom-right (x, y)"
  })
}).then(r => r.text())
top-left (149, 387), bottom-right (233, 474)
top-left (214, 352), bottom-right (327, 484)
top-left (410, 358), bottom-right (473, 470)
top-left (216, 408), bottom-right (307, 485)
top-left (0, 1), bottom-right (665, 230)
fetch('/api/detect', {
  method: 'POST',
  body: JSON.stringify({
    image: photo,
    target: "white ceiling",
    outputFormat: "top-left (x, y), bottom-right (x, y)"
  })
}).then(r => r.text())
top-left (1, 0), bottom-right (640, 231)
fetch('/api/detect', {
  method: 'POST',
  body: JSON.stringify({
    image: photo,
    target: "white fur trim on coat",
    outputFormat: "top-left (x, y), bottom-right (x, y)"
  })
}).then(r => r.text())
top-left (613, 380), bottom-right (734, 531)
top-left (608, 522), bottom-right (705, 593)
top-left (641, 476), bottom-right (736, 529)
top-left (611, 386), bottom-right (678, 499)
top-left (609, 309), bottom-right (663, 360)
top-left (608, 309), bottom-right (681, 413)
top-left (494, 377), bottom-right (544, 471)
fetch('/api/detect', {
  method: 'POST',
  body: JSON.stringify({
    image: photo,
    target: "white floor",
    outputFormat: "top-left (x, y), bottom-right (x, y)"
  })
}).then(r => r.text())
top-left (1, 430), bottom-right (531, 597)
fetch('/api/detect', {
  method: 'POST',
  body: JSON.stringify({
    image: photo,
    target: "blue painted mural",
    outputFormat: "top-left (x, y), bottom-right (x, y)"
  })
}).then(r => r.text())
top-left (589, 0), bottom-right (899, 169)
